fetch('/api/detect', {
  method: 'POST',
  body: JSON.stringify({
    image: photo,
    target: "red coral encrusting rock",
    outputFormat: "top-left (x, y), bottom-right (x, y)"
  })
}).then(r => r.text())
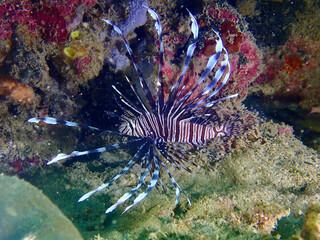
top-left (0, 0), bottom-right (97, 43)
top-left (150, 3), bottom-right (262, 104)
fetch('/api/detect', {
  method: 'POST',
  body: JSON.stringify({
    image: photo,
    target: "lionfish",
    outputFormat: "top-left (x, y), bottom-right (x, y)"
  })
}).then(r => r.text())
top-left (28, 6), bottom-right (238, 214)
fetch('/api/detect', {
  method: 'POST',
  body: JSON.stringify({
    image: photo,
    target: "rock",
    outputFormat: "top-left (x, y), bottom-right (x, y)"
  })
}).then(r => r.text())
top-left (0, 175), bottom-right (83, 240)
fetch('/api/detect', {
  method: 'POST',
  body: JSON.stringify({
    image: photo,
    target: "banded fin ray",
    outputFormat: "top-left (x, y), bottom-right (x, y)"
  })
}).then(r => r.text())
top-left (105, 146), bottom-right (152, 214)
top-left (165, 10), bottom-right (199, 115)
top-left (122, 151), bottom-right (159, 214)
top-left (124, 76), bottom-right (150, 113)
top-left (78, 141), bottom-right (149, 202)
top-left (173, 31), bottom-right (228, 117)
top-left (47, 138), bottom-right (146, 165)
top-left (28, 117), bottom-right (128, 137)
top-left (160, 158), bottom-right (191, 207)
top-left (112, 85), bottom-right (143, 115)
top-left (103, 19), bottom-right (156, 111)
top-left (179, 33), bottom-right (226, 111)
top-left (144, 5), bottom-right (165, 114)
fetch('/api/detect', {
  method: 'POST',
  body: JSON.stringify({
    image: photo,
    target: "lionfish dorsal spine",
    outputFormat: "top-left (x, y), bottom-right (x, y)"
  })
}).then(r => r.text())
top-left (111, 84), bottom-right (144, 114)
top-left (164, 10), bottom-right (199, 116)
top-left (144, 5), bottom-right (165, 114)
top-left (102, 18), bottom-right (156, 111)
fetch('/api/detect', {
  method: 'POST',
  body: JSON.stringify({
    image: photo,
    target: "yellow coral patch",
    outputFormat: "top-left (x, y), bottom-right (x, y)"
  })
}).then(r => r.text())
top-left (63, 46), bottom-right (88, 59)
top-left (70, 30), bottom-right (83, 40)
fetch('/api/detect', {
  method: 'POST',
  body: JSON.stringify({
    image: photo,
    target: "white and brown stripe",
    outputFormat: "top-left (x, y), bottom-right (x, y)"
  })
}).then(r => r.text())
top-left (120, 113), bottom-right (229, 146)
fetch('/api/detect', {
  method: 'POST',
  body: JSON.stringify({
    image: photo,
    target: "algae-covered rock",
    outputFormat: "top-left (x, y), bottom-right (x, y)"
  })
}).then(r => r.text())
top-left (0, 175), bottom-right (83, 240)
top-left (62, 120), bottom-right (318, 239)
top-left (300, 202), bottom-right (320, 240)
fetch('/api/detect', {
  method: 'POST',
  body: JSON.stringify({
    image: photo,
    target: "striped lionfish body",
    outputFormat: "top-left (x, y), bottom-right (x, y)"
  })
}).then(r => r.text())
top-left (120, 112), bottom-right (231, 146)
top-left (28, 6), bottom-right (238, 214)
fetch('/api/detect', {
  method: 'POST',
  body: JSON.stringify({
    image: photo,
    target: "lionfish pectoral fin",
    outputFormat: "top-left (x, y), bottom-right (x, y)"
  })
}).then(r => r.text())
top-left (105, 152), bottom-right (151, 214)
top-left (121, 154), bottom-right (160, 214)
top-left (78, 141), bottom-right (149, 203)
top-left (46, 146), bottom-right (111, 164)
top-left (47, 153), bottom-right (68, 165)
top-left (28, 117), bottom-right (99, 130)
top-left (105, 170), bottom-right (148, 213)
top-left (78, 190), bottom-right (97, 202)
top-left (105, 193), bottom-right (131, 213)
top-left (27, 117), bottom-right (127, 136)
top-left (160, 161), bottom-right (192, 207)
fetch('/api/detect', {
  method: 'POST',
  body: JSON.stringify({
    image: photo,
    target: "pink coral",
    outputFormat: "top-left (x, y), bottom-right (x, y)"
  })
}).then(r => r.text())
top-left (0, 2), bottom-right (36, 39)
top-left (74, 55), bottom-right (92, 75)
top-left (229, 36), bottom-right (261, 98)
top-left (278, 126), bottom-right (294, 135)
top-left (0, 0), bottom-right (96, 43)
top-left (181, 5), bottom-right (261, 101)
top-left (207, 6), bottom-right (261, 99)
top-left (8, 156), bottom-right (42, 173)
top-left (208, 7), bottom-right (239, 23)
top-left (254, 37), bottom-right (320, 109)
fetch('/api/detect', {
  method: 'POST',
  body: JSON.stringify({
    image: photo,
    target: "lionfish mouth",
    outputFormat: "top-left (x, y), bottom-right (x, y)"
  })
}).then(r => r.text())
top-left (28, 5), bottom-right (238, 214)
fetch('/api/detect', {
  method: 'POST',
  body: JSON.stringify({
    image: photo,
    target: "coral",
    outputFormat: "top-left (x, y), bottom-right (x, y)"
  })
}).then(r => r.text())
top-left (64, 46), bottom-right (88, 59)
top-left (220, 20), bottom-right (243, 53)
top-left (146, 3), bottom-right (261, 103)
top-left (0, 77), bottom-right (35, 104)
top-left (74, 55), bottom-right (92, 75)
top-left (252, 37), bottom-right (320, 111)
top-left (0, 1), bottom-right (36, 40)
top-left (33, 5), bottom-right (69, 43)
top-left (206, 3), bottom-right (262, 100)
top-left (0, 0), bottom-right (97, 43)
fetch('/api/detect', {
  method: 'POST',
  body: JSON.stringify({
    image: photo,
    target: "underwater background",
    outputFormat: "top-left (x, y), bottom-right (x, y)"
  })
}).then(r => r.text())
top-left (0, 0), bottom-right (319, 239)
